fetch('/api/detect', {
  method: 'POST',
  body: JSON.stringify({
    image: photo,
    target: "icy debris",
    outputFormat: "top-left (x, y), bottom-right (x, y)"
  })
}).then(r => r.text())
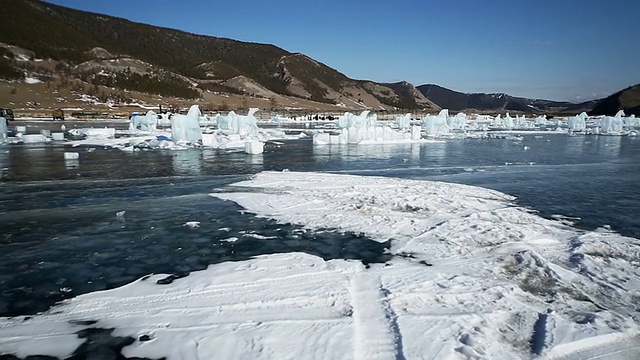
top-left (184, 221), bottom-right (201, 228)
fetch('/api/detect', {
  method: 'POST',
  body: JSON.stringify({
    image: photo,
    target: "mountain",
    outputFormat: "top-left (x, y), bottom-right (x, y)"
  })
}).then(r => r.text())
top-left (589, 84), bottom-right (640, 116)
top-left (0, 0), bottom-right (439, 112)
top-left (417, 84), bottom-right (595, 115)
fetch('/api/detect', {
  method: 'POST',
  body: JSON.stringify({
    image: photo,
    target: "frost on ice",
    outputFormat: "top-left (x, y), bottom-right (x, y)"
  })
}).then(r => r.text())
top-left (1, 172), bottom-right (639, 360)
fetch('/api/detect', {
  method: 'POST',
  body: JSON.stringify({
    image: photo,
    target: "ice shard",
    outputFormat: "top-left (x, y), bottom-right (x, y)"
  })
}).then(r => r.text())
top-left (0, 116), bottom-right (6, 142)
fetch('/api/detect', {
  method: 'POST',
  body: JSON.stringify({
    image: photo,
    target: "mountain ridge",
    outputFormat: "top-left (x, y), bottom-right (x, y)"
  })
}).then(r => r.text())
top-left (416, 84), bottom-right (599, 115)
top-left (0, 0), bottom-right (438, 112)
top-left (0, 0), bottom-right (637, 116)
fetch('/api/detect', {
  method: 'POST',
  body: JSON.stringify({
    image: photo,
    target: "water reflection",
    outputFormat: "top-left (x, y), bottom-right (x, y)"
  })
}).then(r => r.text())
top-left (595, 135), bottom-right (622, 157)
top-left (420, 141), bottom-right (447, 163)
top-left (172, 149), bottom-right (202, 175)
top-left (312, 143), bottom-right (430, 166)
top-left (563, 135), bottom-right (589, 157)
top-left (245, 153), bottom-right (263, 166)
top-left (64, 159), bottom-right (80, 169)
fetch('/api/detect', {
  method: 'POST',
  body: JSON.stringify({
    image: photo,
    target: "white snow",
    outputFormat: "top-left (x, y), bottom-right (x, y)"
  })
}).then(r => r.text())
top-left (1, 171), bottom-right (639, 359)
top-left (24, 76), bottom-right (42, 84)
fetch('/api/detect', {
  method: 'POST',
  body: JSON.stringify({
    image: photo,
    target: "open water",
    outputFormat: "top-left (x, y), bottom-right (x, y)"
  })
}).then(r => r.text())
top-left (1, 133), bottom-right (639, 317)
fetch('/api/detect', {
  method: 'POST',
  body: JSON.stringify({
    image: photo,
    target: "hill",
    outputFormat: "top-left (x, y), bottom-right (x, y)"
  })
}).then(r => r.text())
top-left (589, 84), bottom-right (640, 116)
top-left (0, 0), bottom-right (439, 113)
top-left (416, 84), bottom-right (594, 115)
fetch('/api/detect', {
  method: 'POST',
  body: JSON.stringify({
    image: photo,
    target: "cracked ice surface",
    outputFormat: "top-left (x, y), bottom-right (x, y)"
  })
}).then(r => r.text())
top-left (1, 171), bottom-right (639, 359)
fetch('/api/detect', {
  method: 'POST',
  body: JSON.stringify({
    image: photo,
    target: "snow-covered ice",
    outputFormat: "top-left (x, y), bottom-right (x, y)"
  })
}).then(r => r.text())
top-left (1, 171), bottom-right (639, 359)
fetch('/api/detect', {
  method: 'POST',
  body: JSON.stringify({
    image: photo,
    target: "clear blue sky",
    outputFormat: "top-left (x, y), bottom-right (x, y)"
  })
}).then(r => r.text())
top-left (46, 0), bottom-right (640, 102)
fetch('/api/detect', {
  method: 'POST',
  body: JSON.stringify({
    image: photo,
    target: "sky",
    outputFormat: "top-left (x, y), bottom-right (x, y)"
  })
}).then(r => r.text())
top-left (45, 0), bottom-right (640, 102)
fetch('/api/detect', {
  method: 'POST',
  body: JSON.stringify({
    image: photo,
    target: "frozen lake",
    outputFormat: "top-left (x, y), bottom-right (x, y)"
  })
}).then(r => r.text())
top-left (2, 132), bottom-right (640, 359)
top-left (1, 134), bottom-right (639, 317)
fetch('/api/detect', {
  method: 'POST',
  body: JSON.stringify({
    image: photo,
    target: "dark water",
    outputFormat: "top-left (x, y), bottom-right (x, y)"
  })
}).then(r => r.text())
top-left (1, 133), bottom-right (639, 317)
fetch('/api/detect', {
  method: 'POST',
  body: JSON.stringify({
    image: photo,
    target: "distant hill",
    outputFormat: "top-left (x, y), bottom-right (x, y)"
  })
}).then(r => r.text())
top-left (589, 84), bottom-right (640, 116)
top-left (0, 0), bottom-right (439, 111)
top-left (0, 0), bottom-right (634, 115)
top-left (416, 84), bottom-right (594, 115)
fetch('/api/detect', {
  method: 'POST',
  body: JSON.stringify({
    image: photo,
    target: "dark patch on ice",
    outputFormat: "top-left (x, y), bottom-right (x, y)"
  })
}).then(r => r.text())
top-left (569, 236), bottom-right (583, 251)
top-left (155, 272), bottom-right (189, 285)
top-left (459, 333), bottom-right (474, 346)
top-left (395, 252), bottom-right (415, 259)
top-left (69, 328), bottom-right (164, 360)
top-left (418, 260), bottom-right (433, 266)
top-left (572, 312), bottom-right (597, 325)
top-left (155, 275), bottom-right (175, 285)
top-left (0, 355), bottom-right (58, 360)
top-left (138, 334), bottom-right (152, 342)
top-left (529, 311), bottom-right (549, 356)
top-left (568, 253), bottom-right (584, 268)
top-left (68, 319), bottom-right (98, 326)
top-left (380, 287), bottom-right (407, 360)
top-left (0, 328), bottom-right (163, 360)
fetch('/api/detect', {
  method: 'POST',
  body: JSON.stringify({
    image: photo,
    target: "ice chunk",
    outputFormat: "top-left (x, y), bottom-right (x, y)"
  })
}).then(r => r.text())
top-left (447, 112), bottom-right (467, 130)
top-left (314, 111), bottom-right (420, 144)
top-left (217, 108), bottom-right (260, 136)
top-left (395, 113), bottom-right (411, 129)
top-left (171, 105), bottom-right (202, 143)
top-left (201, 133), bottom-right (218, 147)
top-left (184, 221), bottom-right (201, 228)
top-left (568, 112), bottom-right (588, 132)
top-left (130, 110), bottom-right (158, 131)
top-left (244, 141), bottom-right (264, 154)
top-left (411, 125), bottom-right (422, 140)
top-left (63, 152), bottom-right (79, 160)
top-left (22, 134), bottom-right (47, 143)
top-left (51, 132), bottom-right (65, 141)
top-left (422, 110), bottom-right (451, 136)
top-left (0, 116), bottom-right (6, 142)
top-left (313, 133), bottom-right (330, 145)
top-left (77, 128), bottom-right (116, 139)
top-left (600, 116), bottom-right (624, 134)
top-left (337, 110), bottom-right (376, 129)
